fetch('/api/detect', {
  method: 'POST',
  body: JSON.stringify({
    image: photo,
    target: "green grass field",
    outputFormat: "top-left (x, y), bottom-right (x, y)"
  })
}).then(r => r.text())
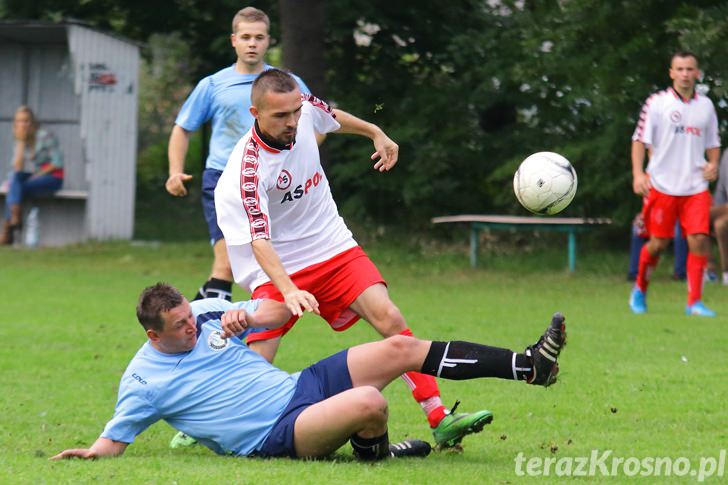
top-left (1, 240), bottom-right (726, 483)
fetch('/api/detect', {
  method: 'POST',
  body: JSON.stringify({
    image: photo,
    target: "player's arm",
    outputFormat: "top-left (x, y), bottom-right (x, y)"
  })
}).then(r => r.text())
top-left (166, 125), bottom-right (194, 196)
top-left (331, 109), bottom-right (398, 172)
top-left (251, 238), bottom-right (320, 317)
top-left (631, 140), bottom-right (651, 196)
top-left (51, 437), bottom-right (128, 460)
top-left (220, 299), bottom-right (292, 338)
top-left (704, 147), bottom-right (720, 182)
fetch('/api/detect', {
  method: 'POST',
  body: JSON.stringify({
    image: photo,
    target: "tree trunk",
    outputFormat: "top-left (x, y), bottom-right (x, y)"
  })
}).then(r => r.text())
top-left (278, 0), bottom-right (327, 99)
top-left (279, 0), bottom-right (329, 169)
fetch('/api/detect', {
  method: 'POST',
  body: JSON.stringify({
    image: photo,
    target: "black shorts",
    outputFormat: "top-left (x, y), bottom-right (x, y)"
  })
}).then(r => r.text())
top-left (201, 168), bottom-right (224, 244)
top-left (255, 349), bottom-right (353, 458)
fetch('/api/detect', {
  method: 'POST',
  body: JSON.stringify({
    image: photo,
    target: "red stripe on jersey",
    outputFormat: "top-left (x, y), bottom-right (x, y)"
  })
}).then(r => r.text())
top-left (239, 138), bottom-right (270, 241)
top-left (252, 126), bottom-right (283, 154)
top-left (301, 93), bottom-right (336, 117)
top-left (634, 91), bottom-right (661, 140)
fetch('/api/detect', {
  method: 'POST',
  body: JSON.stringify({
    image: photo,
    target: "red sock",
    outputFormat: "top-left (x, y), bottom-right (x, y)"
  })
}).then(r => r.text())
top-left (687, 253), bottom-right (707, 306)
top-left (636, 245), bottom-right (659, 293)
top-left (399, 328), bottom-right (446, 427)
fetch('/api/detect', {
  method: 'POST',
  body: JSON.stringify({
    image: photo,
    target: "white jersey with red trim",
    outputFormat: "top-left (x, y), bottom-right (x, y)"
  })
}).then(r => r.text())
top-left (632, 87), bottom-right (720, 196)
top-left (215, 95), bottom-right (357, 292)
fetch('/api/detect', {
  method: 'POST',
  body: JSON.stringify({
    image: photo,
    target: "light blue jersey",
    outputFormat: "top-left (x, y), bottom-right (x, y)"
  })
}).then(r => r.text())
top-left (175, 64), bottom-right (311, 171)
top-left (100, 298), bottom-right (299, 456)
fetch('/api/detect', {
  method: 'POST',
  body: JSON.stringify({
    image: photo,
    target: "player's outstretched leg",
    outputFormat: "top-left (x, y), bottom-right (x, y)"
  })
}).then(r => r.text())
top-left (349, 312), bottom-right (568, 450)
top-left (430, 313), bottom-right (566, 448)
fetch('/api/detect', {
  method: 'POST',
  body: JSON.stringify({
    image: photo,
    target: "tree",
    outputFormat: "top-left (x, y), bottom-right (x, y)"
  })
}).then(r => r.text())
top-left (278, 0), bottom-right (327, 98)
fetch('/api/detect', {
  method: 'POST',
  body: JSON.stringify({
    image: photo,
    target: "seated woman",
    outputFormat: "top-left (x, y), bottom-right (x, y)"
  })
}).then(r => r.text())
top-left (1, 105), bottom-right (64, 245)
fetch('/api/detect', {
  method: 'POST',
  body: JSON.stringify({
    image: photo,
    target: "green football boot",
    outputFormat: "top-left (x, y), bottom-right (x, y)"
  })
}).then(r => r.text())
top-left (432, 401), bottom-right (494, 450)
top-left (169, 431), bottom-right (198, 449)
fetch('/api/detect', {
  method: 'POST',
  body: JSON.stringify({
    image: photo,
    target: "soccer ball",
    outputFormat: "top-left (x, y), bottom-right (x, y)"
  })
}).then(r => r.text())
top-left (513, 152), bottom-right (577, 215)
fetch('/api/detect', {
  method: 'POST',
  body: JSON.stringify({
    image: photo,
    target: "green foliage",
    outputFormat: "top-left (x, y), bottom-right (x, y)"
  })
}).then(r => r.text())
top-left (137, 32), bottom-right (198, 153)
top-left (668, 3), bottom-right (728, 101)
top-left (3, 0), bottom-right (727, 241)
top-left (322, 0), bottom-right (727, 230)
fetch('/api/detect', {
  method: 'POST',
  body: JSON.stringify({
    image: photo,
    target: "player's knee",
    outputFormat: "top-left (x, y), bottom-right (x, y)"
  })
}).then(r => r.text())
top-left (649, 238), bottom-right (669, 253)
top-left (384, 334), bottom-right (419, 358)
top-left (353, 386), bottom-right (388, 425)
top-left (372, 304), bottom-right (406, 335)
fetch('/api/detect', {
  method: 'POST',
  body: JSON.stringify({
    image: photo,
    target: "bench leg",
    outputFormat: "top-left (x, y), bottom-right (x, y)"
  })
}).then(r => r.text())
top-left (568, 231), bottom-right (576, 272)
top-left (470, 226), bottom-right (480, 268)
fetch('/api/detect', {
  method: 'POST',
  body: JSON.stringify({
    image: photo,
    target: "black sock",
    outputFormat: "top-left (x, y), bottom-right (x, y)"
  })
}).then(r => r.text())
top-left (350, 431), bottom-right (390, 461)
top-left (421, 341), bottom-right (532, 381)
top-left (204, 278), bottom-right (233, 301)
top-left (192, 281), bottom-right (207, 301)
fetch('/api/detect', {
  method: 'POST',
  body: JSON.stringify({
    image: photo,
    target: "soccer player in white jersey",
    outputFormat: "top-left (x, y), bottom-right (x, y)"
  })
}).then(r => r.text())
top-left (630, 50), bottom-right (721, 317)
top-left (165, 7), bottom-right (310, 303)
top-left (51, 283), bottom-right (566, 461)
top-left (215, 69), bottom-right (491, 449)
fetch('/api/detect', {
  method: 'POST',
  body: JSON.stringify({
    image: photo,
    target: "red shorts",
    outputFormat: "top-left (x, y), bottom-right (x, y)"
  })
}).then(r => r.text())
top-left (642, 189), bottom-right (712, 238)
top-left (247, 246), bottom-right (385, 343)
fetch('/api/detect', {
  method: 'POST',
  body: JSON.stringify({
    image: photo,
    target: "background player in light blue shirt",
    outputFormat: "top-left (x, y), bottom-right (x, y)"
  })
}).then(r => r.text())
top-left (165, 7), bottom-right (310, 303)
top-left (52, 283), bottom-right (567, 461)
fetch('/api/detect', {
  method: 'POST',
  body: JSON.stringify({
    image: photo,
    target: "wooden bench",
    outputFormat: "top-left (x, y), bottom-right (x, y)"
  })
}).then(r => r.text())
top-left (0, 188), bottom-right (89, 246)
top-left (431, 214), bottom-right (612, 272)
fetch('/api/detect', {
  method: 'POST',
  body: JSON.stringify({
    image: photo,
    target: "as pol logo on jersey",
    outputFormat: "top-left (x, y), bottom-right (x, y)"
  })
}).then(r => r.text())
top-left (674, 125), bottom-right (702, 136)
top-left (280, 170), bottom-right (324, 204)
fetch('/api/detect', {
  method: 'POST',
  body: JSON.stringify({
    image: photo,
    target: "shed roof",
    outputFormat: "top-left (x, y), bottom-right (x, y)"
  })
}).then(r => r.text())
top-left (0, 19), bottom-right (142, 47)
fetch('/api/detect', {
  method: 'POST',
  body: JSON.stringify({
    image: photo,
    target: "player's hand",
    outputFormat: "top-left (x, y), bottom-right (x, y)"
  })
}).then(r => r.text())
top-left (50, 448), bottom-right (97, 460)
top-left (371, 132), bottom-right (399, 172)
top-left (282, 289), bottom-right (320, 317)
top-left (632, 172), bottom-right (651, 196)
top-left (703, 163), bottom-right (718, 182)
top-left (165, 173), bottom-right (193, 196)
top-left (220, 309), bottom-right (250, 338)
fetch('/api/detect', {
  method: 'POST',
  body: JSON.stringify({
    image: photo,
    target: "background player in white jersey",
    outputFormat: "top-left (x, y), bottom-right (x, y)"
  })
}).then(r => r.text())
top-left (215, 69), bottom-right (492, 449)
top-left (165, 7), bottom-right (310, 302)
top-left (630, 50), bottom-right (721, 317)
top-left (51, 283), bottom-right (566, 461)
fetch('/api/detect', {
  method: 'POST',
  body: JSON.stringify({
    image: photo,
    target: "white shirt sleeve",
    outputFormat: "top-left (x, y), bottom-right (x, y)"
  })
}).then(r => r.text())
top-left (633, 96), bottom-right (656, 145)
top-left (215, 137), bottom-right (272, 246)
top-left (302, 95), bottom-right (341, 135)
top-left (705, 102), bottom-right (721, 149)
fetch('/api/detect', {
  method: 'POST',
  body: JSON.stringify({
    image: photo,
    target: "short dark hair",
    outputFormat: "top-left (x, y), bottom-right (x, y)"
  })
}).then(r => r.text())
top-left (671, 50), bottom-right (699, 66)
top-left (251, 68), bottom-right (298, 107)
top-left (136, 283), bottom-right (184, 332)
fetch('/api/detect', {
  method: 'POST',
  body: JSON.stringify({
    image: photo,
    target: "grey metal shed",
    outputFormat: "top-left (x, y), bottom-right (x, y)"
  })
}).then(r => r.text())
top-left (0, 20), bottom-right (139, 246)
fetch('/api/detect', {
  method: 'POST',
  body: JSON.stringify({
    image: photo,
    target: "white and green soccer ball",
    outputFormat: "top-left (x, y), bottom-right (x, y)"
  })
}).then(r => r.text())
top-left (513, 152), bottom-right (578, 215)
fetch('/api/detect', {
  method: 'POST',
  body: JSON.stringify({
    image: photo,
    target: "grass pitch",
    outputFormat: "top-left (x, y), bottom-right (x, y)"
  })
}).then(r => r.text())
top-left (0, 240), bottom-right (726, 483)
